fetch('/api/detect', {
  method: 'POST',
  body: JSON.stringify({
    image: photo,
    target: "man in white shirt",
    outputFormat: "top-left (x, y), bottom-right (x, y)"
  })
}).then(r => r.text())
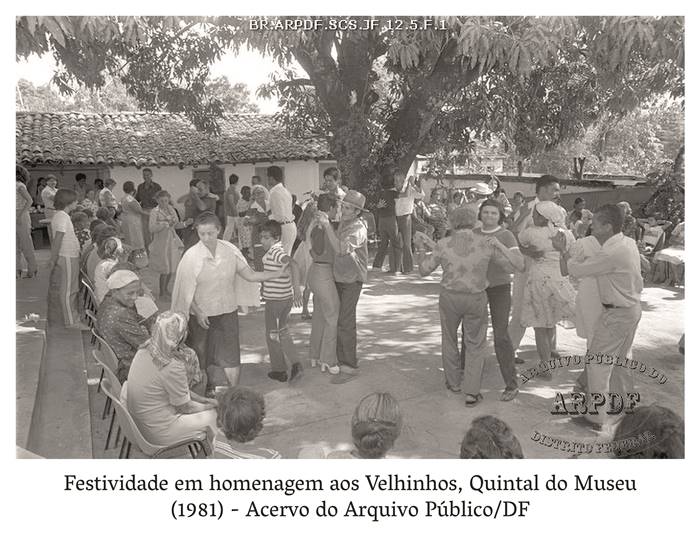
top-left (554, 204), bottom-right (643, 428)
top-left (267, 166), bottom-right (297, 253)
top-left (395, 174), bottom-right (424, 274)
top-left (508, 175), bottom-right (567, 360)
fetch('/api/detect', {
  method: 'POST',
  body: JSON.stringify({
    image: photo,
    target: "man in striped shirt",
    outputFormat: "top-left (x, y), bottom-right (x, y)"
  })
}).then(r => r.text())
top-left (260, 221), bottom-right (303, 383)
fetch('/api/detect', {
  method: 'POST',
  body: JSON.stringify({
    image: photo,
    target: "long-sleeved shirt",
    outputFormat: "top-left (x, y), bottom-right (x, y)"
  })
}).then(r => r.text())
top-left (333, 218), bottom-right (368, 283)
top-left (97, 293), bottom-right (150, 371)
top-left (269, 182), bottom-right (294, 223)
top-left (418, 229), bottom-right (515, 293)
top-left (567, 233), bottom-right (642, 307)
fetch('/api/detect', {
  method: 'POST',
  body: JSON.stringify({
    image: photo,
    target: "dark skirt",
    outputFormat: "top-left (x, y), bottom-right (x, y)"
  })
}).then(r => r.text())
top-left (187, 311), bottom-right (241, 388)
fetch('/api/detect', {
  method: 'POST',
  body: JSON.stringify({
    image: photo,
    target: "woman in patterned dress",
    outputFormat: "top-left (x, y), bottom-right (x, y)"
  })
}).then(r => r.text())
top-left (518, 201), bottom-right (577, 378)
top-left (149, 190), bottom-right (186, 298)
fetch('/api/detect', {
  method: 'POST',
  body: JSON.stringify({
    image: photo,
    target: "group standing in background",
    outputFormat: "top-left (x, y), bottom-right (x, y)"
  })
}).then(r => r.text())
top-left (21, 163), bottom-right (683, 455)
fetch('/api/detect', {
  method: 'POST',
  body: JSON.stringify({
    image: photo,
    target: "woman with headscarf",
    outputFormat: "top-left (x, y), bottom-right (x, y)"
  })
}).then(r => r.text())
top-left (171, 212), bottom-right (286, 394)
top-left (518, 201), bottom-right (577, 377)
top-left (126, 311), bottom-right (217, 445)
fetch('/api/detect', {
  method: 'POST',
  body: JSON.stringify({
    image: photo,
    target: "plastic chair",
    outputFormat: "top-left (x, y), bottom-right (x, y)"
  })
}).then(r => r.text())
top-left (85, 309), bottom-right (98, 345)
top-left (101, 377), bottom-right (211, 459)
top-left (94, 356), bottom-right (122, 451)
top-left (81, 278), bottom-right (99, 314)
top-left (92, 329), bottom-right (119, 407)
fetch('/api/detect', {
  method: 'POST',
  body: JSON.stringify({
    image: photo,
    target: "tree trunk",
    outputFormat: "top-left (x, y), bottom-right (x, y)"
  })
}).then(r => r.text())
top-left (517, 160), bottom-right (523, 178)
top-left (573, 157), bottom-right (586, 180)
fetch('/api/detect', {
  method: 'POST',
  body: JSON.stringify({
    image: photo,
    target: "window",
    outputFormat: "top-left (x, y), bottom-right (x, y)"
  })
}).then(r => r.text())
top-left (193, 165), bottom-right (225, 195)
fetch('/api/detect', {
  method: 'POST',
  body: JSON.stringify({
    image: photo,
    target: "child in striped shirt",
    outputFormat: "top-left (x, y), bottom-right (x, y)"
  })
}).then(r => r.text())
top-left (260, 221), bottom-right (303, 383)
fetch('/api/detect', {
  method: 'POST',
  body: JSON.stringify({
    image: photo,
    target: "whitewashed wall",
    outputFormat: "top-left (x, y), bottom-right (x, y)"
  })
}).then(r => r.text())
top-left (110, 160), bottom-right (323, 211)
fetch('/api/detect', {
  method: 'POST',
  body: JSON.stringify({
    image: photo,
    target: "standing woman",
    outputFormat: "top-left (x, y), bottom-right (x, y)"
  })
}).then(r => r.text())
top-left (518, 201), bottom-right (576, 378)
top-left (171, 212), bottom-right (287, 393)
top-left (120, 181), bottom-right (148, 252)
top-left (316, 190), bottom-right (368, 382)
top-left (245, 185), bottom-right (270, 271)
top-left (149, 190), bottom-right (185, 298)
top-left (474, 200), bottom-right (524, 401)
top-left (16, 165), bottom-right (38, 279)
top-left (307, 194), bottom-right (340, 374)
top-left (48, 189), bottom-right (86, 329)
top-left (236, 185), bottom-right (253, 258)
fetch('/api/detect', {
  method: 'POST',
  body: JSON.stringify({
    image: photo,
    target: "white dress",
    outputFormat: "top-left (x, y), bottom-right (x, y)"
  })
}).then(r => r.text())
top-left (518, 226), bottom-right (577, 328)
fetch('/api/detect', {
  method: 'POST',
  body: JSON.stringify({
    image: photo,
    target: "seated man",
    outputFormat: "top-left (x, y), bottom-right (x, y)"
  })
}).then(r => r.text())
top-left (212, 387), bottom-right (280, 459)
top-left (97, 270), bottom-right (152, 382)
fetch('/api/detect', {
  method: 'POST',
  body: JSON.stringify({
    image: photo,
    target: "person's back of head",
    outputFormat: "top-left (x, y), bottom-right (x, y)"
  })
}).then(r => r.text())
top-left (217, 387), bottom-right (266, 443)
top-left (351, 392), bottom-right (402, 459)
top-left (317, 193), bottom-right (337, 214)
top-left (460, 415), bottom-right (524, 459)
top-left (267, 165), bottom-right (284, 183)
top-left (70, 210), bottom-right (89, 230)
top-left (613, 405), bottom-right (684, 459)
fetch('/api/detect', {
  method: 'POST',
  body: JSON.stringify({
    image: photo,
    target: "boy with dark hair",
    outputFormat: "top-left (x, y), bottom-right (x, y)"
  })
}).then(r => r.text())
top-left (260, 220), bottom-right (303, 383)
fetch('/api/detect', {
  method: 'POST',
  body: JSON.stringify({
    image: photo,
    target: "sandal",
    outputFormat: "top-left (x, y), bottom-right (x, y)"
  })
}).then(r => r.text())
top-left (500, 388), bottom-right (519, 402)
top-left (464, 393), bottom-right (483, 407)
top-left (301, 312), bottom-right (312, 321)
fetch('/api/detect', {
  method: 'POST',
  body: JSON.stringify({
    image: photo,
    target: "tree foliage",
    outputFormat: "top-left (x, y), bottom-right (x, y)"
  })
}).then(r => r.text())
top-left (16, 15), bottom-right (684, 191)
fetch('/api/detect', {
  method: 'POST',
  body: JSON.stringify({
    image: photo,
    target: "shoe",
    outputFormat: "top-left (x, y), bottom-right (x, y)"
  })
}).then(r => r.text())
top-left (339, 364), bottom-right (359, 375)
top-left (514, 356), bottom-right (525, 364)
top-left (569, 415), bottom-right (602, 432)
top-left (319, 362), bottom-right (340, 375)
top-left (501, 388), bottom-right (519, 402)
top-left (445, 382), bottom-right (461, 394)
top-left (25, 270), bottom-right (38, 279)
top-left (464, 393), bottom-right (483, 407)
top-left (401, 270), bottom-right (413, 275)
top-left (267, 371), bottom-right (288, 382)
top-left (289, 363), bottom-right (303, 382)
top-left (301, 312), bottom-right (312, 320)
top-left (331, 372), bottom-right (358, 384)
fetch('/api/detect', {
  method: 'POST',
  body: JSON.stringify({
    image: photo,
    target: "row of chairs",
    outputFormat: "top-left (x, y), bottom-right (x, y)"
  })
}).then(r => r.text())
top-left (81, 269), bottom-right (210, 459)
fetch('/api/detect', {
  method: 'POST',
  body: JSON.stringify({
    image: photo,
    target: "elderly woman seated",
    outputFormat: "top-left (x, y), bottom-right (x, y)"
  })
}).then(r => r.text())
top-left (126, 311), bottom-right (216, 446)
top-left (211, 387), bottom-right (280, 459)
top-left (97, 270), bottom-right (153, 382)
top-left (299, 392), bottom-right (403, 459)
top-left (459, 415), bottom-right (524, 459)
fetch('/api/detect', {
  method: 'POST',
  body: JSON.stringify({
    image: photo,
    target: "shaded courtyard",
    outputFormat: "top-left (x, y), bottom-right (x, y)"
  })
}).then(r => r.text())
top-left (17, 249), bottom-right (684, 459)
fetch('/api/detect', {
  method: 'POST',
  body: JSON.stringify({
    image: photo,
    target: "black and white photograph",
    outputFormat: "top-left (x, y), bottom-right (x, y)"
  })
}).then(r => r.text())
top-left (14, 13), bottom-right (685, 467)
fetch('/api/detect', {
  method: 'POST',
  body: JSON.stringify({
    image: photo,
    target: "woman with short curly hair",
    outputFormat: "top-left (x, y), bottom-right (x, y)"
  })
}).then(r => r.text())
top-left (212, 387), bottom-right (280, 459)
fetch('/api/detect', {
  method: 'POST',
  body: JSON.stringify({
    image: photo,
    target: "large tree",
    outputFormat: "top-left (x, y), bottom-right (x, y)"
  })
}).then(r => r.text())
top-left (16, 16), bottom-right (683, 191)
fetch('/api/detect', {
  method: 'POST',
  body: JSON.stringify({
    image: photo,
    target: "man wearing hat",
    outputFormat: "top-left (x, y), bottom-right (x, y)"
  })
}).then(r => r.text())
top-left (97, 270), bottom-right (153, 382)
top-left (315, 190), bottom-right (369, 383)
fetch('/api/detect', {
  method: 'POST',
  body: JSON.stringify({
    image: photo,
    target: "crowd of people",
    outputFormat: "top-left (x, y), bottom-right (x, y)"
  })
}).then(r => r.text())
top-left (15, 162), bottom-right (684, 458)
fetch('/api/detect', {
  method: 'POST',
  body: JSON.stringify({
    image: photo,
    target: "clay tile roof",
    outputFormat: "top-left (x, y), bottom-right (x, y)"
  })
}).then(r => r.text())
top-left (16, 111), bottom-right (333, 168)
